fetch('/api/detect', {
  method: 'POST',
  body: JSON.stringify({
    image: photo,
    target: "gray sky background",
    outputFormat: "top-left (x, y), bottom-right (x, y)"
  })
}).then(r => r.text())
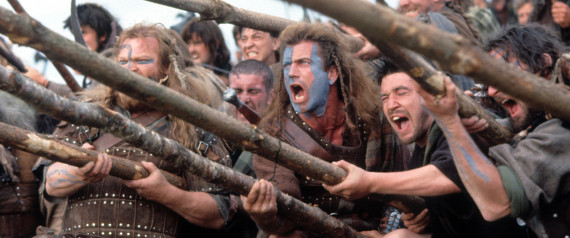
top-left (0, 0), bottom-right (398, 84)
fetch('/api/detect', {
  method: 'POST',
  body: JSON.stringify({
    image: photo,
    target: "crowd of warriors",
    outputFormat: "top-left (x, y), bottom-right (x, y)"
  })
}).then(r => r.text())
top-left (0, 1), bottom-right (569, 238)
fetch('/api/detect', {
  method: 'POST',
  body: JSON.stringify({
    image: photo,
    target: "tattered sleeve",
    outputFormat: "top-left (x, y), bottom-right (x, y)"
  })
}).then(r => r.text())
top-left (489, 119), bottom-right (570, 218)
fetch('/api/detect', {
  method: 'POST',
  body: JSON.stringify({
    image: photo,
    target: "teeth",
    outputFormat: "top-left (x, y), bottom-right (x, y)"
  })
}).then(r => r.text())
top-left (295, 94), bottom-right (302, 100)
top-left (392, 116), bottom-right (400, 121)
top-left (247, 52), bottom-right (258, 57)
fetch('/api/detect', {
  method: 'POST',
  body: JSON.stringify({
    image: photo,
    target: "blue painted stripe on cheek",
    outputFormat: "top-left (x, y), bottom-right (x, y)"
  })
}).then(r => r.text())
top-left (307, 43), bottom-right (330, 117)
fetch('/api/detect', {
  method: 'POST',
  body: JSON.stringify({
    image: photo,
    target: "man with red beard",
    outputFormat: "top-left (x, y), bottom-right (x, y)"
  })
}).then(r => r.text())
top-left (242, 23), bottom-right (409, 237)
top-left (43, 24), bottom-right (236, 237)
top-left (324, 61), bottom-right (527, 238)
top-left (417, 24), bottom-right (570, 238)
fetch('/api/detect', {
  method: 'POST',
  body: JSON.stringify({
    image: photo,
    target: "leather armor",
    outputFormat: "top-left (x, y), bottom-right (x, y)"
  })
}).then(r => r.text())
top-left (52, 111), bottom-right (230, 238)
top-left (279, 109), bottom-right (385, 231)
top-left (0, 149), bottom-right (42, 238)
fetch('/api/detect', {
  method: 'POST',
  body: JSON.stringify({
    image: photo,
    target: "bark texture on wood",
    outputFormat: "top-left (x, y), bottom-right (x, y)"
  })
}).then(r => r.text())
top-left (0, 67), bottom-right (365, 238)
top-left (284, 0), bottom-right (570, 122)
top-left (144, 0), bottom-right (364, 52)
top-left (0, 7), bottom-right (425, 214)
top-left (8, 0), bottom-right (82, 92)
top-left (0, 121), bottom-right (186, 188)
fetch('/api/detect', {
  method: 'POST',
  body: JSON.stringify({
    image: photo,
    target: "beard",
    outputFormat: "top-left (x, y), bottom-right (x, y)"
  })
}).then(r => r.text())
top-left (509, 105), bottom-right (540, 133)
top-left (114, 91), bottom-right (148, 112)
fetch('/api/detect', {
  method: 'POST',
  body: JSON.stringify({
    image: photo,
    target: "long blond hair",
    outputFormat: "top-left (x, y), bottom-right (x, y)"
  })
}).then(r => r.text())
top-left (105, 23), bottom-right (222, 151)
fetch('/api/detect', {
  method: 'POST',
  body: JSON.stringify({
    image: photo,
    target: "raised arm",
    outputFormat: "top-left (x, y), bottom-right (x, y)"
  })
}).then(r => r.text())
top-left (416, 78), bottom-right (510, 221)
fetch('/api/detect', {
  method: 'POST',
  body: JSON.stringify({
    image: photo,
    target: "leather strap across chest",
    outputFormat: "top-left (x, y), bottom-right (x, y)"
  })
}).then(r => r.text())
top-left (92, 111), bottom-right (166, 152)
top-left (280, 109), bottom-right (367, 167)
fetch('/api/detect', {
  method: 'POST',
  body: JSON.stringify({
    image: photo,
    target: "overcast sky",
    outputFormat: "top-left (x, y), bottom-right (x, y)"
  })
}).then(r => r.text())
top-left (0, 0), bottom-right (398, 84)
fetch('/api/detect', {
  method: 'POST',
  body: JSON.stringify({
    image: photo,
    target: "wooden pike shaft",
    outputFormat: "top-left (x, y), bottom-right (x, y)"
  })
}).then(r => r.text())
top-left (0, 66), bottom-right (366, 238)
top-left (0, 121), bottom-right (186, 188)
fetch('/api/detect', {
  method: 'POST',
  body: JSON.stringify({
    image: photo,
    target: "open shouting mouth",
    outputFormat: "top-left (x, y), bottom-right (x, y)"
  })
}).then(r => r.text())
top-left (389, 112), bottom-right (410, 133)
top-left (290, 83), bottom-right (307, 104)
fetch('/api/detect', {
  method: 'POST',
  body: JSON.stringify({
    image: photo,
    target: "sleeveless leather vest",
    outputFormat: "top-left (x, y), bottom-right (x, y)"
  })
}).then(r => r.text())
top-left (53, 111), bottom-right (230, 238)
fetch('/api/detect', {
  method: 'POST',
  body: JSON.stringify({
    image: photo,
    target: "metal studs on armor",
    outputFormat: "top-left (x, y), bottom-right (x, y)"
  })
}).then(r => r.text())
top-left (553, 213), bottom-right (558, 218)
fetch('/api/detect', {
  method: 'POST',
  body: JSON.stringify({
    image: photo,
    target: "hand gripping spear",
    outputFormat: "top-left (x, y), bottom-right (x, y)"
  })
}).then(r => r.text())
top-left (0, 65), bottom-right (367, 238)
top-left (0, 5), bottom-right (426, 218)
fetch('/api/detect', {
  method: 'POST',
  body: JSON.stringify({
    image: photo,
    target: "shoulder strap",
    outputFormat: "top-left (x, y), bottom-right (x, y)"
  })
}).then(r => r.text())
top-left (93, 111), bottom-right (166, 152)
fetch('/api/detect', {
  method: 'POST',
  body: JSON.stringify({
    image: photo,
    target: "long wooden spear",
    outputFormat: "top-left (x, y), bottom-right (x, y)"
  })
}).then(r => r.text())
top-left (282, 0), bottom-right (570, 122)
top-left (374, 40), bottom-right (512, 145)
top-left (7, 0), bottom-right (83, 92)
top-left (0, 121), bottom-right (187, 188)
top-left (152, 0), bottom-right (511, 145)
top-left (0, 4), bottom-right (427, 215)
top-left (0, 66), bottom-right (365, 238)
top-left (143, 0), bottom-right (364, 52)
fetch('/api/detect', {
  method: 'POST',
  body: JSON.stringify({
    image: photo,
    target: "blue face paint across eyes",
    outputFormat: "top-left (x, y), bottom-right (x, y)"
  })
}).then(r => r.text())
top-left (118, 44), bottom-right (155, 68)
top-left (136, 59), bottom-right (155, 65)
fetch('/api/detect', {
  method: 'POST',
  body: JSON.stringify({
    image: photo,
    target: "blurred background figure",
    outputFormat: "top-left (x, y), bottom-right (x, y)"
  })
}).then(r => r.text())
top-left (181, 18), bottom-right (232, 85)
top-left (514, 0), bottom-right (533, 24)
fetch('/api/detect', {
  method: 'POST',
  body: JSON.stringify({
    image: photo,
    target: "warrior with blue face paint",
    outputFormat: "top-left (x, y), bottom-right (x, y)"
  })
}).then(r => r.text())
top-left (43, 24), bottom-right (242, 238)
top-left (243, 23), bottom-right (410, 237)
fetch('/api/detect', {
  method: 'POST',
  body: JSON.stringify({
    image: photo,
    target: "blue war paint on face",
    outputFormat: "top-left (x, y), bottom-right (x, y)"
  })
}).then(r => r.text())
top-left (118, 44), bottom-right (133, 68)
top-left (283, 46), bottom-right (298, 112)
top-left (283, 43), bottom-right (333, 117)
top-left (118, 44), bottom-right (155, 68)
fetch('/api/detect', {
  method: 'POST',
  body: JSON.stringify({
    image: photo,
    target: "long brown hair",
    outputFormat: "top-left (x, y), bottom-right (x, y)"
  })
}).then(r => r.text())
top-left (262, 23), bottom-right (381, 135)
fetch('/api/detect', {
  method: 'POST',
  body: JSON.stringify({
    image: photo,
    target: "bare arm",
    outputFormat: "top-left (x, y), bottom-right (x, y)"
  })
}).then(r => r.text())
top-left (324, 161), bottom-right (459, 200)
top-left (123, 161), bottom-right (224, 229)
top-left (417, 78), bottom-right (510, 221)
top-left (45, 146), bottom-right (111, 197)
top-left (45, 162), bottom-right (87, 197)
